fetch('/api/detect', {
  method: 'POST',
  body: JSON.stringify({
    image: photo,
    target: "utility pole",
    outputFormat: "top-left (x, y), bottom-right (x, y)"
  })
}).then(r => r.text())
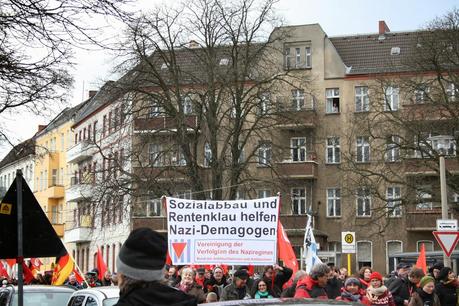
top-left (439, 156), bottom-right (451, 267)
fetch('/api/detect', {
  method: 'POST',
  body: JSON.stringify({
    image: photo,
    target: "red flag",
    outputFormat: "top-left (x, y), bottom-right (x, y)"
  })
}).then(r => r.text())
top-left (21, 261), bottom-right (35, 284)
top-left (0, 260), bottom-right (9, 278)
top-left (277, 222), bottom-right (298, 276)
top-left (73, 268), bottom-right (84, 283)
top-left (51, 254), bottom-right (73, 285)
top-left (96, 247), bottom-right (107, 281)
top-left (248, 264), bottom-right (255, 276)
top-left (30, 258), bottom-right (42, 271)
top-left (415, 243), bottom-right (427, 274)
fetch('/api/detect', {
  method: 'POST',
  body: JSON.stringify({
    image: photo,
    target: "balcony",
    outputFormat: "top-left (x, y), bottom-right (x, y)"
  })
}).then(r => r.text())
top-left (404, 158), bottom-right (459, 176)
top-left (406, 209), bottom-right (441, 231)
top-left (64, 215), bottom-right (93, 243)
top-left (274, 96), bottom-right (317, 129)
top-left (275, 159), bottom-right (318, 179)
top-left (47, 185), bottom-right (64, 199)
top-left (67, 140), bottom-right (96, 164)
top-left (132, 216), bottom-right (167, 233)
top-left (134, 115), bottom-right (198, 132)
top-left (66, 177), bottom-right (93, 202)
top-left (52, 223), bottom-right (65, 237)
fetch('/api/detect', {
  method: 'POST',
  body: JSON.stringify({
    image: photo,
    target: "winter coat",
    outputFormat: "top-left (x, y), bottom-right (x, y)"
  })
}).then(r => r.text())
top-left (388, 277), bottom-right (417, 306)
top-left (325, 276), bottom-right (343, 299)
top-left (407, 291), bottom-right (440, 306)
top-left (366, 285), bottom-right (395, 306)
top-left (114, 281), bottom-right (197, 306)
top-left (435, 280), bottom-right (458, 306)
top-left (204, 275), bottom-right (229, 298)
top-left (253, 267), bottom-right (293, 297)
top-left (176, 282), bottom-right (206, 303)
top-left (220, 282), bottom-right (251, 301)
top-left (294, 276), bottom-right (328, 299)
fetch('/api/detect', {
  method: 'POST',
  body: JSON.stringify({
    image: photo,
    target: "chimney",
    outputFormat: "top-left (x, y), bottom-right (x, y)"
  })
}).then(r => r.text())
top-left (89, 90), bottom-right (98, 98)
top-left (37, 125), bottom-right (47, 133)
top-left (379, 20), bottom-right (390, 35)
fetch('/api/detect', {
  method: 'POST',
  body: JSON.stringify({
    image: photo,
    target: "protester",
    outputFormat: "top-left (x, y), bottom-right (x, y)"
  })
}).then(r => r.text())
top-left (385, 263), bottom-right (410, 288)
top-left (435, 267), bottom-right (458, 306)
top-left (389, 267), bottom-right (424, 306)
top-left (114, 227), bottom-right (197, 306)
top-left (195, 268), bottom-right (206, 288)
top-left (166, 266), bottom-right (180, 287)
top-left (281, 270), bottom-right (307, 297)
top-left (408, 276), bottom-right (440, 306)
top-left (359, 266), bottom-right (373, 289)
top-left (176, 267), bottom-right (206, 303)
top-left (427, 263), bottom-right (443, 282)
top-left (102, 271), bottom-right (113, 286)
top-left (203, 266), bottom-right (229, 299)
top-left (253, 264), bottom-right (292, 297)
top-left (294, 263), bottom-right (329, 299)
top-left (111, 273), bottom-right (118, 286)
top-left (366, 271), bottom-right (395, 306)
top-left (205, 292), bottom-right (218, 303)
top-left (339, 267), bottom-right (348, 280)
top-left (220, 269), bottom-right (251, 301)
top-left (65, 274), bottom-right (83, 289)
top-left (254, 280), bottom-right (274, 299)
top-left (336, 277), bottom-right (370, 305)
top-left (325, 267), bottom-right (343, 299)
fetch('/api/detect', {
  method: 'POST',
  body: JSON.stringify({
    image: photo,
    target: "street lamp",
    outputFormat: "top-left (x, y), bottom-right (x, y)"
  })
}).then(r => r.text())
top-left (429, 135), bottom-right (454, 267)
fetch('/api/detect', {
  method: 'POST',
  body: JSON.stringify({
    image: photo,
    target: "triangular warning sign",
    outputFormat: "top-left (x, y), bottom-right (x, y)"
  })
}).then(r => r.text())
top-left (172, 242), bottom-right (187, 258)
top-left (432, 231), bottom-right (459, 257)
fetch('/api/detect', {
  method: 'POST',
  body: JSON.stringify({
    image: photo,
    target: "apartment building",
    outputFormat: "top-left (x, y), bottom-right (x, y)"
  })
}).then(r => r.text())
top-left (64, 85), bottom-right (131, 274)
top-left (0, 138), bottom-right (35, 199)
top-left (124, 21), bottom-right (458, 273)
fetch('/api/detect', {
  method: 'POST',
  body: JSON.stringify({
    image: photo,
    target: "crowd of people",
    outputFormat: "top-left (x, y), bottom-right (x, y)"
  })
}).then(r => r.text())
top-left (1, 228), bottom-right (458, 306)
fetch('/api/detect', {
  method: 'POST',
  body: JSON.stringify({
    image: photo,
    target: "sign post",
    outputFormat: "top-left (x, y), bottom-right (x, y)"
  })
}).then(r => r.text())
top-left (341, 232), bottom-right (356, 275)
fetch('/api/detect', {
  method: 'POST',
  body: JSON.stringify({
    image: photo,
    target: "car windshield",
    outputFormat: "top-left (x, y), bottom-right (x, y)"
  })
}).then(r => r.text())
top-left (12, 292), bottom-right (73, 306)
top-left (103, 297), bottom-right (119, 306)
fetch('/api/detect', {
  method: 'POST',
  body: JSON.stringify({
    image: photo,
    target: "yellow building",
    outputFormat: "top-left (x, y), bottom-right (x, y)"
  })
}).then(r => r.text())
top-left (34, 106), bottom-right (82, 240)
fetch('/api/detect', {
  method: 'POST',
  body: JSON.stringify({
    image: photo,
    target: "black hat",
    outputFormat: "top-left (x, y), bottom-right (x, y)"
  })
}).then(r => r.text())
top-left (197, 268), bottom-right (205, 274)
top-left (116, 227), bottom-right (167, 281)
top-left (396, 262), bottom-right (411, 270)
top-left (234, 269), bottom-right (249, 280)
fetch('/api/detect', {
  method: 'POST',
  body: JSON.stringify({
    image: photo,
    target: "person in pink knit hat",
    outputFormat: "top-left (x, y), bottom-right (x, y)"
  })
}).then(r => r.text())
top-left (366, 271), bottom-right (395, 306)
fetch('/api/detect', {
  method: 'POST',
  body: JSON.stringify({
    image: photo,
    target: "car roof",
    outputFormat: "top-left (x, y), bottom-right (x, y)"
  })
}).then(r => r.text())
top-left (1, 285), bottom-right (76, 293)
top-left (204, 298), bottom-right (358, 306)
top-left (70, 286), bottom-right (119, 299)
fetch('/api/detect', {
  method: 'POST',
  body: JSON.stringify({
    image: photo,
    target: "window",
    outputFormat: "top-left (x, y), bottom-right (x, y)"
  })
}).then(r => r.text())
top-left (149, 100), bottom-right (162, 117)
top-left (148, 144), bottom-right (163, 167)
top-left (103, 115), bottom-right (107, 136)
top-left (85, 296), bottom-right (98, 306)
top-left (386, 135), bottom-right (400, 162)
top-left (204, 142), bottom-right (212, 167)
top-left (356, 188), bottom-right (371, 217)
top-left (291, 89), bottom-right (305, 111)
top-left (326, 88), bottom-right (340, 113)
top-left (235, 190), bottom-right (245, 200)
top-left (148, 196), bottom-right (161, 216)
top-left (355, 86), bottom-right (369, 112)
top-left (327, 188), bottom-right (341, 217)
top-left (182, 96), bottom-right (193, 114)
top-left (386, 241), bottom-right (402, 274)
top-left (291, 188), bottom-right (307, 214)
top-left (326, 137), bottom-right (340, 164)
top-left (291, 137), bottom-right (306, 161)
top-left (257, 189), bottom-right (271, 198)
top-left (295, 48), bottom-right (301, 66)
top-left (51, 169), bottom-right (58, 186)
top-left (258, 143), bottom-right (272, 166)
top-left (416, 186), bottom-right (436, 210)
top-left (414, 86), bottom-right (429, 104)
top-left (446, 82), bottom-right (457, 102)
top-left (387, 187), bottom-right (402, 217)
top-left (93, 121), bottom-right (97, 141)
top-left (356, 136), bottom-right (370, 162)
top-left (384, 86), bottom-right (399, 111)
top-left (60, 133), bottom-right (65, 151)
top-left (356, 241), bottom-right (372, 269)
top-left (305, 47), bottom-right (311, 68)
top-left (108, 111), bottom-right (113, 133)
top-left (219, 58), bottom-right (229, 65)
top-left (258, 93), bottom-right (271, 115)
top-left (284, 47), bottom-right (292, 69)
top-left (176, 190), bottom-right (192, 199)
top-left (417, 240), bottom-right (434, 252)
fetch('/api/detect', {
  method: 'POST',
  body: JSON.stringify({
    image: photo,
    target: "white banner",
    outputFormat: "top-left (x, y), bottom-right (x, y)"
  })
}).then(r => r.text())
top-left (166, 196), bottom-right (279, 265)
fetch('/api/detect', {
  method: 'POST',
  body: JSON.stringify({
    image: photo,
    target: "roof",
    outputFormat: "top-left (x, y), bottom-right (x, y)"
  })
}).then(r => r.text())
top-left (70, 286), bottom-right (119, 299)
top-left (0, 138), bottom-right (35, 169)
top-left (36, 102), bottom-right (87, 137)
top-left (330, 31), bottom-right (425, 75)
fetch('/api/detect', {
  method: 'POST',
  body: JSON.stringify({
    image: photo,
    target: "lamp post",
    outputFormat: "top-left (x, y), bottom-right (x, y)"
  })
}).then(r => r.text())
top-left (429, 135), bottom-right (453, 267)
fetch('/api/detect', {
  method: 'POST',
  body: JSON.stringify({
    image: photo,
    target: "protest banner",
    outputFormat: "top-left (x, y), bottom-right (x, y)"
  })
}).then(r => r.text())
top-left (166, 196), bottom-right (279, 265)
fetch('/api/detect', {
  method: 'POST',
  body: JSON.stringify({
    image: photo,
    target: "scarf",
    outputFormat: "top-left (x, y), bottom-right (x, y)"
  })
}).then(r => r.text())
top-left (341, 290), bottom-right (361, 302)
top-left (367, 285), bottom-right (388, 297)
top-left (255, 290), bottom-right (272, 299)
top-left (178, 282), bottom-right (193, 293)
top-left (417, 288), bottom-right (434, 305)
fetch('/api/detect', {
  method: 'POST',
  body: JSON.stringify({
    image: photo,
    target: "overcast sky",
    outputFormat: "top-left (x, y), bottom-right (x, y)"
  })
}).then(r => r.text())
top-left (1, 0), bottom-right (457, 158)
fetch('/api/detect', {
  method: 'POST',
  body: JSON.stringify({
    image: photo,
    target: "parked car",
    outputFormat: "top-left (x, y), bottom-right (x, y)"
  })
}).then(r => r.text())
top-left (203, 298), bottom-right (358, 306)
top-left (66, 286), bottom-right (119, 306)
top-left (0, 285), bottom-right (76, 306)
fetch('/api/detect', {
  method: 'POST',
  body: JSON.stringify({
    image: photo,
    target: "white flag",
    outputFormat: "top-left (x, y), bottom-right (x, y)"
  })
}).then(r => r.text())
top-left (303, 214), bottom-right (322, 273)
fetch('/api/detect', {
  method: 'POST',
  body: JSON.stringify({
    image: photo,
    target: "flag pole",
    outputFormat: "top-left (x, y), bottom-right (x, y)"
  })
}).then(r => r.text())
top-left (68, 251), bottom-right (90, 288)
top-left (16, 170), bottom-right (24, 306)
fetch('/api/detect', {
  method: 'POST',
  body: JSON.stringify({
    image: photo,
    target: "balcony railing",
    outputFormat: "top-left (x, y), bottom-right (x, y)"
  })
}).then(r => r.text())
top-left (275, 156), bottom-right (318, 179)
top-left (64, 215), bottom-right (93, 243)
top-left (67, 140), bottom-right (96, 164)
top-left (134, 115), bottom-right (198, 132)
top-left (406, 209), bottom-right (442, 231)
top-left (66, 178), bottom-right (93, 202)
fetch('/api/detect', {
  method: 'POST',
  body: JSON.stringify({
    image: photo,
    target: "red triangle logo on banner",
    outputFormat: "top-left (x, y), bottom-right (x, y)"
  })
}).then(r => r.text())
top-left (172, 242), bottom-right (187, 258)
top-left (432, 231), bottom-right (459, 257)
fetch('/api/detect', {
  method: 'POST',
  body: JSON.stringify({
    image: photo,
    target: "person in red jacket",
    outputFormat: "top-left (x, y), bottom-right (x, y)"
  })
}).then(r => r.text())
top-left (336, 277), bottom-right (371, 305)
top-left (294, 263), bottom-right (330, 299)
